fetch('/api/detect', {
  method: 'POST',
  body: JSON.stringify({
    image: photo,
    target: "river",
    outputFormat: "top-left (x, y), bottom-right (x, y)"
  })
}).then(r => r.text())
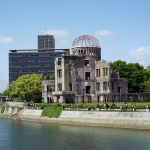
top-left (0, 118), bottom-right (150, 150)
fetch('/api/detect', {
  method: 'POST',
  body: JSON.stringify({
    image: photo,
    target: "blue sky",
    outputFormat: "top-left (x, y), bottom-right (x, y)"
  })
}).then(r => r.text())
top-left (0, 0), bottom-right (150, 92)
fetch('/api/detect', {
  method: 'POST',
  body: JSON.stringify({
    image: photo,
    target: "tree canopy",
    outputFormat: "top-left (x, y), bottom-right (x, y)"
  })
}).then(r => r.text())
top-left (1, 89), bottom-right (9, 96)
top-left (109, 60), bottom-right (149, 93)
top-left (50, 73), bottom-right (55, 80)
top-left (10, 74), bottom-right (42, 102)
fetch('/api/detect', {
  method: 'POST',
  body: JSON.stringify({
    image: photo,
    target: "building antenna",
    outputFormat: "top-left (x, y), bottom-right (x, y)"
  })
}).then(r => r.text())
top-left (45, 27), bottom-right (46, 35)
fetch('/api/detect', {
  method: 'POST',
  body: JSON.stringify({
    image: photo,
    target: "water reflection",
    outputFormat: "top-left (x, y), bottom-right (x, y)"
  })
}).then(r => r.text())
top-left (0, 118), bottom-right (150, 150)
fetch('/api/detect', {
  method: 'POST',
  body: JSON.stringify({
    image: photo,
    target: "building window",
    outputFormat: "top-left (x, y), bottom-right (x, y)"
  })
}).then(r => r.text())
top-left (42, 86), bottom-right (45, 93)
top-left (118, 87), bottom-right (121, 93)
top-left (112, 82), bottom-right (114, 91)
top-left (69, 83), bottom-right (72, 91)
top-left (47, 85), bottom-right (55, 92)
top-left (58, 83), bottom-right (62, 91)
top-left (96, 82), bottom-right (100, 91)
top-left (85, 60), bottom-right (89, 66)
top-left (47, 85), bottom-right (49, 92)
top-left (87, 96), bottom-right (92, 103)
top-left (85, 72), bottom-right (90, 80)
top-left (57, 69), bottom-right (62, 77)
top-left (103, 68), bottom-right (108, 76)
top-left (86, 86), bottom-right (90, 94)
top-left (96, 69), bottom-right (100, 77)
top-left (58, 58), bottom-right (61, 65)
top-left (103, 82), bottom-right (108, 90)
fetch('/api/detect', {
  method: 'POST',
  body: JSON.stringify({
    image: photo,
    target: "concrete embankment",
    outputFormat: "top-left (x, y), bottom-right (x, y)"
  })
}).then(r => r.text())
top-left (1, 108), bottom-right (150, 130)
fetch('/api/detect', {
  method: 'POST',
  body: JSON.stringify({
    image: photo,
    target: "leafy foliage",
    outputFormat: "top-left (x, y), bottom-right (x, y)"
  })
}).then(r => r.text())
top-left (144, 66), bottom-right (150, 92)
top-left (109, 60), bottom-right (148, 93)
top-left (39, 102), bottom-right (150, 111)
top-left (10, 74), bottom-right (42, 102)
top-left (42, 106), bottom-right (62, 117)
top-left (1, 106), bottom-right (5, 113)
top-left (1, 89), bottom-right (9, 96)
top-left (50, 73), bottom-right (55, 80)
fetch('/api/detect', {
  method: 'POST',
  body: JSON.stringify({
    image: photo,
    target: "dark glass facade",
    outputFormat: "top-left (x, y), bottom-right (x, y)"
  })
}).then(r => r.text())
top-left (9, 49), bottom-right (69, 83)
top-left (38, 35), bottom-right (55, 49)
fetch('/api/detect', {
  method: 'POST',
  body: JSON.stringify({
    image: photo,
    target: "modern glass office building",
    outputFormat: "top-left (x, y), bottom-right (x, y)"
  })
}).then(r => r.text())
top-left (38, 35), bottom-right (55, 49)
top-left (9, 49), bottom-right (70, 83)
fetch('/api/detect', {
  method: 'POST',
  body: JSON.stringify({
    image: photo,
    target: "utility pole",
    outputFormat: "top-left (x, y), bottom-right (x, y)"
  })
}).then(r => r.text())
top-left (82, 88), bottom-right (85, 104)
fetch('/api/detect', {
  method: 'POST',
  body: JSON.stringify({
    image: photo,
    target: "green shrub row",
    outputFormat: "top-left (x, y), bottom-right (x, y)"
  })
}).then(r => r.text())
top-left (13, 99), bottom-right (24, 102)
top-left (24, 102), bottom-right (150, 110)
top-left (41, 106), bottom-right (62, 118)
top-left (1, 106), bottom-right (5, 113)
top-left (58, 102), bottom-right (150, 109)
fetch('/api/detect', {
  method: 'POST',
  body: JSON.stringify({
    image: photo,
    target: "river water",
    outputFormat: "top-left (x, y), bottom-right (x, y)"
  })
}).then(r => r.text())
top-left (0, 118), bottom-right (150, 150)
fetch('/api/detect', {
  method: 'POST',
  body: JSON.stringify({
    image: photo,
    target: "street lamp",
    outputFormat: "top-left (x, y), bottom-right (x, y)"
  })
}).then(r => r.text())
top-left (97, 96), bottom-right (100, 108)
top-left (82, 88), bottom-right (85, 104)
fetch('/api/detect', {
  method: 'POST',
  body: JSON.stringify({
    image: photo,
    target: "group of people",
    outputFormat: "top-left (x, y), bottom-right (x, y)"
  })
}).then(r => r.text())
top-left (26, 103), bottom-right (37, 109)
top-left (61, 103), bottom-right (150, 111)
top-left (104, 103), bottom-right (115, 110)
top-left (103, 102), bottom-right (138, 111)
top-left (120, 103), bottom-right (136, 111)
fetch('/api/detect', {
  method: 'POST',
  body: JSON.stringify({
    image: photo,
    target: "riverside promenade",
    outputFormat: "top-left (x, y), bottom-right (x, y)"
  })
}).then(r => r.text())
top-left (1, 104), bottom-right (150, 130)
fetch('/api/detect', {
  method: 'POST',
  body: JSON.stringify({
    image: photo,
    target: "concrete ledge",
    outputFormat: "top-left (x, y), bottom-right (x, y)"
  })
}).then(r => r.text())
top-left (19, 109), bottom-right (43, 116)
top-left (1, 110), bottom-right (150, 130)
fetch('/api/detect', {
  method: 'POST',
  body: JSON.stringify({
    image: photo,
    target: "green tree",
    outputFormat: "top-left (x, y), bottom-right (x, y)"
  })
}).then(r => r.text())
top-left (10, 74), bottom-right (42, 102)
top-left (146, 66), bottom-right (150, 72)
top-left (109, 60), bottom-right (127, 78)
top-left (50, 73), bottom-right (55, 80)
top-left (109, 60), bottom-right (146, 93)
top-left (144, 66), bottom-right (150, 92)
top-left (1, 89), bottom-right (9, 96)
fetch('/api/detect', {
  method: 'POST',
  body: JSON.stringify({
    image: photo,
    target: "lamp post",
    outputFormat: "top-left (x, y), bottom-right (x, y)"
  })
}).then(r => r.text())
top-left (45, 92), bottom-right (48, 103)
top-left (97, 96), bottom-right (100, 109)
top-left (82, 88), bottom-right (85, 104)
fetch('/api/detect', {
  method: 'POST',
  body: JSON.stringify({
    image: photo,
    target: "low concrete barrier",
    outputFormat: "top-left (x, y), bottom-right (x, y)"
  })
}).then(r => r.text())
top-left (2, 109), bottom-right (150, 130)
top-left (60, 111), bottom-right (150, 120)
top-left (20, 109), bottom-right (43, 116)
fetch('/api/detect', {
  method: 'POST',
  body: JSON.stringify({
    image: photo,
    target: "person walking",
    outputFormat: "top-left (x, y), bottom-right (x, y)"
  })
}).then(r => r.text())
top-left (120, 104), bottom-right (123, 110)
top-left (125, 103), bottom-right (128, 110)
top-left (111, 102), bottom-right (115, 110)
top-left (62, 103), bottom-right (65, 110)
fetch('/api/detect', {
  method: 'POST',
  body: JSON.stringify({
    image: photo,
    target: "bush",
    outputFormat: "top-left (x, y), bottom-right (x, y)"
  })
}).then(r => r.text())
top-left (1, 106), bottom-right (5, 113)
top-left (41, 106), bottom-right (62, 118)
top-left (114, 102), bottom-right (149, 109)
top-left (13, 99), bottom-right (24, 102)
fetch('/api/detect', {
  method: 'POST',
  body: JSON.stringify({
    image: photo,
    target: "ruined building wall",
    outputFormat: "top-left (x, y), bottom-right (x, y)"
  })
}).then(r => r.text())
top-left (75, 55), bottom-right (96, 96)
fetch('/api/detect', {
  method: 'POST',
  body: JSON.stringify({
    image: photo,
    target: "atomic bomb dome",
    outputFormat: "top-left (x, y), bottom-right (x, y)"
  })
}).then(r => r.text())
top-left (72, 35), bottom-right (101, 60)
top-left (72, 35), bottom-right (100, 48)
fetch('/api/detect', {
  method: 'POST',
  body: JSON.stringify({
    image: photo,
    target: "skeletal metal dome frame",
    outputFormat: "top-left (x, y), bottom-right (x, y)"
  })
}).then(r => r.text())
top-left (72, 35), bottom-right (100, 47)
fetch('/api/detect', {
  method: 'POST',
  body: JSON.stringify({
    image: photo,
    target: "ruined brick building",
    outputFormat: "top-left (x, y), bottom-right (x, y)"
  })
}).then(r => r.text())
top-left (42, 35), bottom-right (131, 103)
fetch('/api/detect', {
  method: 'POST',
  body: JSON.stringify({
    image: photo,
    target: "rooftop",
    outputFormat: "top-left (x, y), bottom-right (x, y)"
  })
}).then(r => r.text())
top-left (72, 35), bottom-right (100, 48)
top-left (9, 49), bottom-right (70, 53)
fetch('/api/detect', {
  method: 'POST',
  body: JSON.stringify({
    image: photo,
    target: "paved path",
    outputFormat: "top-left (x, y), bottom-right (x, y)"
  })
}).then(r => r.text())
top-left (6, 102), bottom-right (24, 108)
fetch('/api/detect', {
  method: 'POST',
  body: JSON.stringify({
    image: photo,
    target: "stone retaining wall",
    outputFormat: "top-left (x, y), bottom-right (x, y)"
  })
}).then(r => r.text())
top-left (20, 109), bottom-right (43, 116)
top-left (1, 109), bottom-right (150, 130)
top-left (60, 111), bottom-right (150, 120)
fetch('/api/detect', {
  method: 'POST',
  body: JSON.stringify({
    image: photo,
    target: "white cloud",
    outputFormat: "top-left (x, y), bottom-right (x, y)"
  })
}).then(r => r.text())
top-left (129, 46), bottom-right (150, 59)
top-left (95, 30), bottom-right (113, 36)
top-left (0, 36), bottom-right (12, 43)
top-left (129, 46), bottom-right (150, 68)
top-left (45, 29), bottom-right (69, 37)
